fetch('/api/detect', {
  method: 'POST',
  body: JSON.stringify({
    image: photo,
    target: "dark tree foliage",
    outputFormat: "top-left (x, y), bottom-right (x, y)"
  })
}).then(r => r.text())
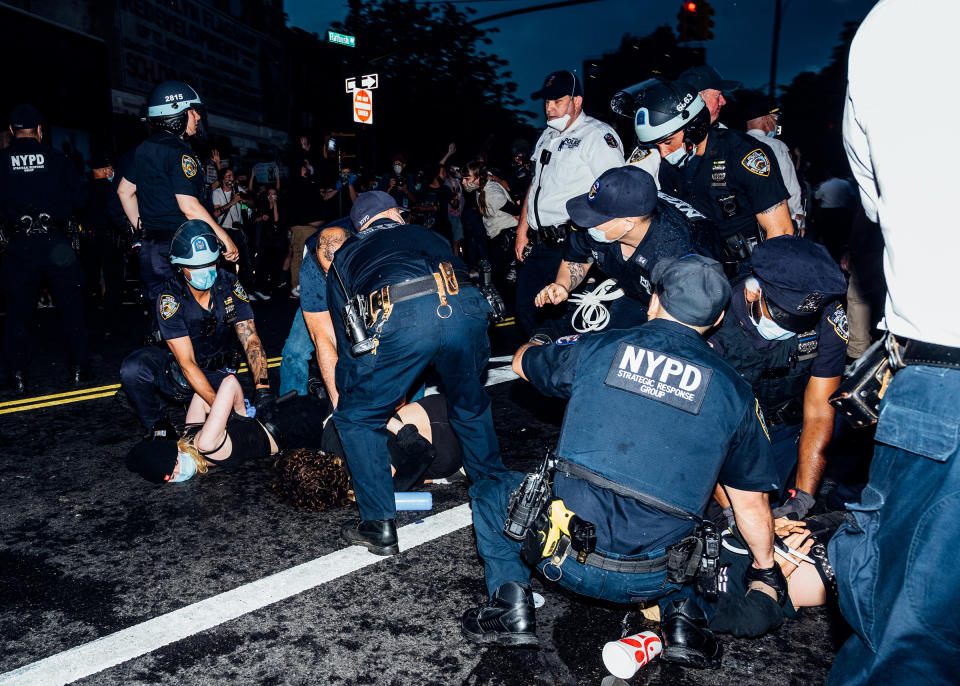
top-left (333, 0), bottom-right (536, 169)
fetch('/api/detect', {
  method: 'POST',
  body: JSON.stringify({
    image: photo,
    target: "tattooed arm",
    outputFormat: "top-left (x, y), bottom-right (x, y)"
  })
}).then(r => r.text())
top-left (756, 199), bottom-right (795, 239)
top-left (235, 319), bottom-right (270, 389)
top-left (534, 260), bottom-right (590, 307)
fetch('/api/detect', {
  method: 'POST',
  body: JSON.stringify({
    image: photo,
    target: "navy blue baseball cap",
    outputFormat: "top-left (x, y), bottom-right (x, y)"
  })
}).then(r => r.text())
top-left (677, 65), bottom-right (741, 93)
top-left (751, 236), bottom-right (846, 327)
top-left (532, 70), bottom-right (583, 100)
top-left (9, 104), bottom-right (42, 129)
top-left (350, 190), bottom-right (397, 229)
top-left (566, 166), bottom-right (658, 227)
top-left (652, 254), bottom-right (731, 327)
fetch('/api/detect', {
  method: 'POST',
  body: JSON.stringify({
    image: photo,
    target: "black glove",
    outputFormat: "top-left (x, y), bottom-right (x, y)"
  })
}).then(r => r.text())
top-left (744, 562), bottom-right (788, 607)
top-left (254, 387), bottom-right (279, 426)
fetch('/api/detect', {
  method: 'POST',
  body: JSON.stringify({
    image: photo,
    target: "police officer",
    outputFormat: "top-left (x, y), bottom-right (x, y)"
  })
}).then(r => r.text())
top-left (117, 81), bottom-right (237, 305)
top-left (119, 221), bottom-right (275, 433)
top-left (514, 70), bottom-right (625, 336)
top-left (0, 104), bottom-right (89, 393)
top-left (80, 153), bottom-right (125, 324)
top-left (631, 78), bottom-right (794, 277)
top-left (709, 236), bottom-right (847, 520)
top-left (461, 255), bottom-right (782, 668)
top-left (533, 165), bottom-right (693, 331)
top-left (324, 191), bottom-right (506, 555)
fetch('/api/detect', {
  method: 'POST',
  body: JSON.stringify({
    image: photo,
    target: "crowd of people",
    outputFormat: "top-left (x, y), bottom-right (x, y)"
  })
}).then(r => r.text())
top-left (1, 1), bottom-right (955, 681)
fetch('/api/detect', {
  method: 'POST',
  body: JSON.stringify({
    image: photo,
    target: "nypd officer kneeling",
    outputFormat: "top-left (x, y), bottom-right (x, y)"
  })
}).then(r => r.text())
top-left (119, 221), bottom-right (276, 434)
top-left (461, 255), bottom-right (783, 668)
top-left (328, 191), bottom-right (507, 555)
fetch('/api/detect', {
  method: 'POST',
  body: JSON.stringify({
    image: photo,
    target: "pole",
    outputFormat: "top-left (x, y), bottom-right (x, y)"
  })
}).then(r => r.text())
top-left (768, 0), bottom-right (783, 98)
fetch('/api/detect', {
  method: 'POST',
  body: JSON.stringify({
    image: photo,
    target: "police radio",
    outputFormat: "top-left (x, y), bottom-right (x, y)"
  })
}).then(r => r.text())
top-left (504, 451), bottom-right (555, 541)
top-left (331, 262), bottom-right (376, 356)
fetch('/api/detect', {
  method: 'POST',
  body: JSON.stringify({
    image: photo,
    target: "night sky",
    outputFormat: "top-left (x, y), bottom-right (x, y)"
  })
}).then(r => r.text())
top-left (286, 0), bottom-right (878, 123)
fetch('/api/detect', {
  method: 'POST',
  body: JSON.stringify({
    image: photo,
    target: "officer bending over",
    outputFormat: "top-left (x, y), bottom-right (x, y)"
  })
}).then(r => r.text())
top-left (631, 78), bottom-right (793, 277)
top-left (117, 81), bottom-right (237, 305)
top-left (326, 191), bottom-right (506, 556)
top-left (534, 165), bottom-right (696, 332)
top-left (0, 104), bottom-right (89, 392)
top-left (461, 255), bottom-right (782, 669)
top-left (119, 221), bottom-right (276, 434)
top-left (710, 236), bottom-right (847, 520)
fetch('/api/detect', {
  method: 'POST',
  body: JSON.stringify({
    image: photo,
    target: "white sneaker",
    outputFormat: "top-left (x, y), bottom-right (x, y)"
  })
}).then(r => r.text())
top-left (253, 290), bottom-right (271, 301)
top-left (290, 285), bottom-right (301, 298)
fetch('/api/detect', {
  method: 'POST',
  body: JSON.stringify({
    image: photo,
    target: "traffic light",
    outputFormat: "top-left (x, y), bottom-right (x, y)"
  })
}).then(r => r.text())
top-left (676, 1), bottom-right (715, 42)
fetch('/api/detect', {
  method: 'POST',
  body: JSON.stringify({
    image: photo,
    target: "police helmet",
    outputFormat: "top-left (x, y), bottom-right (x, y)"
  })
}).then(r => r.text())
top-left (145, 81), bottom-right (205, 139)
top-left (169, 220), bottom-right (221, 267)
top-left (628, 78), bottom-right (710, 148)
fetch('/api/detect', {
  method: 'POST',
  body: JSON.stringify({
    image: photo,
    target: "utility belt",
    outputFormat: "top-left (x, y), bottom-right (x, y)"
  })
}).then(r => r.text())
top-left (506, 453), bottom-right (721, 599)
top-left (719, 225), bottom-right (762, 274)
top-left (764, 397), bottom-right (804, 427)
top-left (830, 332), bottom-right (960, 428)
top-left (529, 222), bottom-right (569, 248)
top-left (342, 262), bottom-right (472, 356)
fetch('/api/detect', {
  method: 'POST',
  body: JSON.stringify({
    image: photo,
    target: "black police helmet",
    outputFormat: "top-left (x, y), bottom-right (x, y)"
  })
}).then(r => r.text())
top-left (145, 81), bottom-right (206, 139)
top-left (629, 78), bottom-right (710, 148)
top-left (169, 220), bottom-right (221, 267)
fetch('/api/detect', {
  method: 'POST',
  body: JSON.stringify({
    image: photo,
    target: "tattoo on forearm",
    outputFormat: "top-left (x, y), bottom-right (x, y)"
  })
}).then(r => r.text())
top-left (759, 200), bottom-right (786, 215)
top-left (568, 262), bottom-right (586, 289)
top-left (236, 321), bottom-right (268, 382)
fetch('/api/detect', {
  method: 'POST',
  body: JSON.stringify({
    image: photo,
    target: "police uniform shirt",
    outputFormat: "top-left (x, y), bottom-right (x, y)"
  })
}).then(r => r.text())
top-left (844, 0), bottom-right (960, 348)
top-left (626, 146), bottom-right (662, 189)
top-left (658, 128), bottom-right (789, 239)
top-left (126, 133), bottom-right (203, 235)
top-left (563, 199), bottom-right (692, 304)
top-left (0, 137), bottom-right (86, 224)
top-left (156, 269), bottom-right (254, 366)
top-left (521, 319), bottom-right (777, 555)
top-left (527, 113), bottom-right (625, 229)
top-left (299, 230), bottom-right (329, 314)
top-left (746, 130), bottom-right (804, 221)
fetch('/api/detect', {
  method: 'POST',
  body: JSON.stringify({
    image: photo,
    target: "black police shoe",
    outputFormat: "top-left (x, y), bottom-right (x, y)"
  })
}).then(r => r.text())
top-left (461, 582), bottom-right (538, 647)
top-left (340, 519), bottom-right (399, 556)
top-left (660, 597), bottom-right (722, 668)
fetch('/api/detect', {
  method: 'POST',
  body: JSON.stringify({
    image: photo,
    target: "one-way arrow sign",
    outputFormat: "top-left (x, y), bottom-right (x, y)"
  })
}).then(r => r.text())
top-left (345, 73), bottom-right (379, 93)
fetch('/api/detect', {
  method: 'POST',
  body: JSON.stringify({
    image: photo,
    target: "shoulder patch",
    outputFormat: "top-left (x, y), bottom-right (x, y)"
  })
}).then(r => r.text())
top-left (555, 334), bottom-right (581, 346)
top-left (628, 147), bottom-right (652, 164)
top-left (159, 294), bottom-right (179, 320)
top-left (181, 155), bottom-right (198, 178)
top-left (604, 133), bottom-right (619, 149)
top-left (233, 282), bottom-right (249, 303)
top-left (741, 149), bottom-right (771, 177)
top-left (828, 303), bottom-right (849, 342)
top-left (755, 399), bottom-right (770, 442)
top-left (604, 342), bottom-right (713, 415)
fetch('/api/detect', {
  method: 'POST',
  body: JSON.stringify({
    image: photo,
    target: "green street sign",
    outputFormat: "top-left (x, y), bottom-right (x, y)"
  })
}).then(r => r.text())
top-left (328, 30), bottom-right (356, 48)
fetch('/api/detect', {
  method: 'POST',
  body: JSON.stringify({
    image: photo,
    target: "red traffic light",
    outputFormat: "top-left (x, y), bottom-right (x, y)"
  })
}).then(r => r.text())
top-left (685, 2), bottom-right (697, 11)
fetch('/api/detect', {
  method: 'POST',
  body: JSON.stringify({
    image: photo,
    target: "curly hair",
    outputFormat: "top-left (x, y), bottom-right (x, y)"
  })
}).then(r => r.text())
top-left (272, 448), bottom-right (355, 511)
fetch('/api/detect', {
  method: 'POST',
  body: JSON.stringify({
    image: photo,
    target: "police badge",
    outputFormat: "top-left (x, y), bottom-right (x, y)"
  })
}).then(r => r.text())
top-left (741, 149), bottom-right (771, 177)
top-left (181, 155), bottom-right (198, 178)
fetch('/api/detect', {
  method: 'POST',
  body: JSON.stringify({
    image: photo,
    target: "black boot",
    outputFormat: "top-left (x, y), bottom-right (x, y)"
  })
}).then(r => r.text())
top-left (461, 582), bottom-right (538, 647)
top-left (340, 519), bottom-right (399, 556)
top-left (661, 597), bottom-right (722, 668)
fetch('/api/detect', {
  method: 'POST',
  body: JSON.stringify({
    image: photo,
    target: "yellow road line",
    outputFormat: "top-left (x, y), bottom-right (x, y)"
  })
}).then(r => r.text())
top-left (0, 384), bottom-right (122, 408)
top-left (493, 317), bottom-right (516, 328)
top-left (0, 391), bottom-right (120, 415)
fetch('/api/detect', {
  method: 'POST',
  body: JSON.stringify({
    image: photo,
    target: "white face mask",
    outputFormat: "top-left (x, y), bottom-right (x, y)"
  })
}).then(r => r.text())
top-left (587, 221), bottom-right (630, 244)
top-left (664, 144), bottom-right (694, 168)
top-left (745, 278), bottom-right (795, 341)
top-left (546, 114), bottom-right (571, 132)
top-left (462, 180), bottom-right (479, 192)
top-left (393, 164), bottom-right (403, 176)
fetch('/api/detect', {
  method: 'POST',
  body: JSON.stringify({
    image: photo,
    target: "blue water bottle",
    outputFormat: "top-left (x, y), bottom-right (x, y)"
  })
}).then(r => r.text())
top-left (394, 492), bottom-right (433, 511)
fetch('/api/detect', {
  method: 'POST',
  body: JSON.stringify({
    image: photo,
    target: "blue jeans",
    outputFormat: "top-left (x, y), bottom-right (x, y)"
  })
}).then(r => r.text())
top-left (278, 308), bottom-right (313, 396)
top-left (471, 471), bottom-right (689, 611)
top-left (827, 365), bottom-right (960, 686)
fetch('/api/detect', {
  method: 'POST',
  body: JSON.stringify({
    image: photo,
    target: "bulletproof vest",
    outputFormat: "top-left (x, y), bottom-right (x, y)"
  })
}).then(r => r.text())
top-left (556, 322), bottom-right (741, 517)
top-left (180, 275), bottom-right (240, 368)
top-left (655, 192), bottom-right (724, 261)
top-left (711, 312), bottom-right (819, 415)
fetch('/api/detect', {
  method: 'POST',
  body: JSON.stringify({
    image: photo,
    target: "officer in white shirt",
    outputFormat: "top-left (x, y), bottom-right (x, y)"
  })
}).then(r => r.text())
top-left (742, 95), bottom-right (805, 230)
top-left (514, 70), bottom-right (624, 336)
top-left (829, 1), bottom-right (960, 684)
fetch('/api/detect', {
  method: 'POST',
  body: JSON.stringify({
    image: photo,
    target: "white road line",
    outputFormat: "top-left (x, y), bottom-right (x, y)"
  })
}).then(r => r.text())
top-left (0, 365), bottom-right (522, 686)
top-left (0, 505), bottom-right (475, 686)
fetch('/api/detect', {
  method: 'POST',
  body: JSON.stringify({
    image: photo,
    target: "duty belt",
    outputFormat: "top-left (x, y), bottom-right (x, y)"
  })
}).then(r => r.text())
top-left (890, 335), bottom-right (960, 371)
top-left (579, 549), bottom-right (668, 574)
top-left (366, 263), bottom-right (472, 325)
top-left (531, 222), bottom-right (569, 247)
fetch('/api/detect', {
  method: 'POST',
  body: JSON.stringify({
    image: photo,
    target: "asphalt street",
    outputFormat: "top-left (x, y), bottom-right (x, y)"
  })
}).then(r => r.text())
top-left (0, 292), bottom-right (856, 685)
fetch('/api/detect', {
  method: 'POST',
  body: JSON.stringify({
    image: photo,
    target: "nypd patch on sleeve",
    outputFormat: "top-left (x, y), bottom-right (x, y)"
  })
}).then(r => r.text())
top-left (741, 149), bottom-right (771, 177)
top-left (604, 133), bottom-right (619, 149)
top-left (628, 148), bottom-right (652, 164)
top-left (604, 342), bottom-right (713, 414)
top-left (828, 303), bottom-right (849, 342)
top-left (555, 334), bottom-right (580, 346)
top-left (159, 294), bottom-right (179, 320)
top-left (181, 155), bottom-right (198, 178)
top-left (233, 282), bottom-right (249, 302)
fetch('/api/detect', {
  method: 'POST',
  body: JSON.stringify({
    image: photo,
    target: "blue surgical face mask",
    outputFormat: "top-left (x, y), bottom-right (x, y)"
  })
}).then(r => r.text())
top-left (587, 221), bottom-right (630, 244)
top-left (663, 144), bottom-right (693, 168)
top-left (169, 451), bottom-right (198, 482)
top-left (186, 265), bottom-right (217, 290)
top-left (745, 277), bottom-right (794, 341)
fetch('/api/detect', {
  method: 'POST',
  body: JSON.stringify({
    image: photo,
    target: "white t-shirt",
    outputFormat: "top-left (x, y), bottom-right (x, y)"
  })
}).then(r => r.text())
top-left (747, 129), bottom-right (804, 221)
top-left (211, 187), bottom-right (243, 230)
top-left (844, 0), bottom-right (960, 347)
top-left (526, 112), bottom-right (625, 229)
top-left (480, 180), bottom-right (518, 238)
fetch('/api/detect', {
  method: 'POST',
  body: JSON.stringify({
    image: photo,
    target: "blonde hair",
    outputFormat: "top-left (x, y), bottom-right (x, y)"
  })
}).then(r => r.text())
top-left (177, 436), bottom-right (210, 475)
